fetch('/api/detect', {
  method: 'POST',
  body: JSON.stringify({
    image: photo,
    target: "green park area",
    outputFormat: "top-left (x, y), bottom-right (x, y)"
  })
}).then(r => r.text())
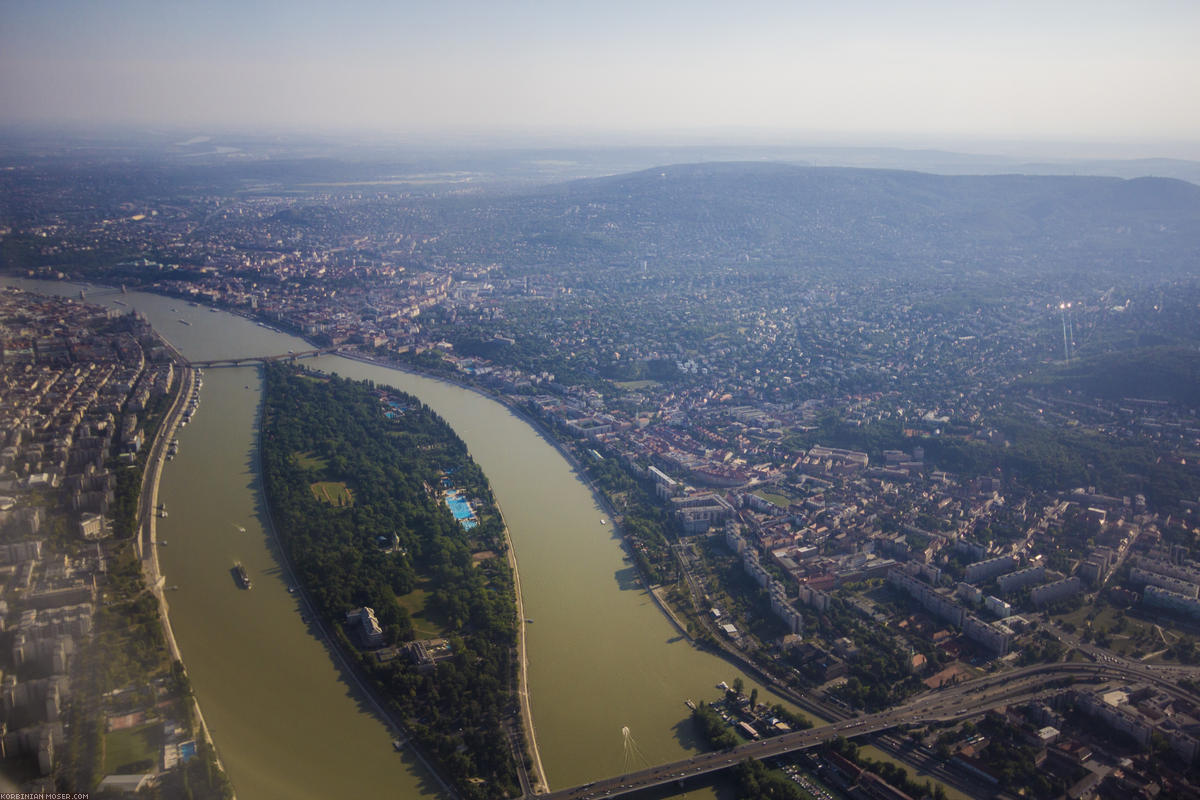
top-left (293, 450), bottom-right (328, 471)
top-left (104, 722), bottom-right (160, 775)
top-left (397, 578), bottom-right (449, 639)
top-left (310, 480), bottom-right (354, 506)
top-left (262, 365), bottom-right (522, 797)
top-left (1053, 602), bottom-right (1180, 660)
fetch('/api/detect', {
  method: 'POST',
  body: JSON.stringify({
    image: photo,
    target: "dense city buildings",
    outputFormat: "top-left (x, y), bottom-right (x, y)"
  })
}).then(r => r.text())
top-left (0, 287), bottom-right (227, 796)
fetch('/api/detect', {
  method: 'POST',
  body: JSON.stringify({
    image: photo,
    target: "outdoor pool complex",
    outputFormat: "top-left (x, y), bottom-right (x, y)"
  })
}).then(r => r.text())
top-left (444, 490), bottom-right (477, 529)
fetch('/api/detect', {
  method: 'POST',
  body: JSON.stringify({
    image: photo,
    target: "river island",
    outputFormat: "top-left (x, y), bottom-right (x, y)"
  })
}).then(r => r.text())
top-left (258, 363), bottom-right (530, 798)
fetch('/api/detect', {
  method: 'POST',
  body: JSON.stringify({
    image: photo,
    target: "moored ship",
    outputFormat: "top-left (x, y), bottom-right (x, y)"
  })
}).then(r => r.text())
top-left (233, 562), bottom-right (252, 589)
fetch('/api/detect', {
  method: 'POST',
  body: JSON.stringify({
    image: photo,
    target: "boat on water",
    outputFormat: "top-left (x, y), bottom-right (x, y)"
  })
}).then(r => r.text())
top-left (178, 319), bottom-right (191, 326)
top-left (600, 518), bottom-right (607, 525)
top-left (525, 618), bottom-right (534, 623)
top-left (685, 699), bottom-right (697, 710)
top-left (233, 562), bottom-right (253, 590)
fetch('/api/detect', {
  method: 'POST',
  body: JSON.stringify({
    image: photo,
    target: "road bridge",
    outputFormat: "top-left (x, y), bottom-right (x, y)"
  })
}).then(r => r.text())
top-left (536, 660), bottom-right (1200, 800)
top-left (188, 347), bottom-right (339, 368)
top-left (78, 285), bottom-right (127, 299)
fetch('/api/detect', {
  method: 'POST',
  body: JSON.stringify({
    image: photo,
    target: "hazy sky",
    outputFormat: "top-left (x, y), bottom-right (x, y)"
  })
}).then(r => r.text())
top-left (3, 0), bottom-right (1199, 149)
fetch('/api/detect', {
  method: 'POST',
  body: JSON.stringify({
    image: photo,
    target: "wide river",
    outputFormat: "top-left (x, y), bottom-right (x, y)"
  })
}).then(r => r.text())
top-left (8, 279), bottom-right (796, 799)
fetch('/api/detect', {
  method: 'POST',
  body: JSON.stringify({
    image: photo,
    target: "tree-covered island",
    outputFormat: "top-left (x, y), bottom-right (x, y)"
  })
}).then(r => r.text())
top-left (259, 363), bottom-right (523, 798)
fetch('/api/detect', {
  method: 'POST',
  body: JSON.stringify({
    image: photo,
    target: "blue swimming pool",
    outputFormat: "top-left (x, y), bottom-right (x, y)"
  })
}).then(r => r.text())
top-left (444, 490), bottom-right (477, 530)
top-left (180, 741), bottom-right (197, 761)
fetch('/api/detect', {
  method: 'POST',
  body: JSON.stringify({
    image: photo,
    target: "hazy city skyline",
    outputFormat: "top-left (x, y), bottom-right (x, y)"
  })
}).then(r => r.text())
top-left (3, 0), bottom-right (1199, 157)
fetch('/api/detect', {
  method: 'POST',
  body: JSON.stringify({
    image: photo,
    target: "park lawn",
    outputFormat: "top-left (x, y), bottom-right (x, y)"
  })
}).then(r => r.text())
top-left (1053, 605), bottom-right (1093, 630)
top-left (105, 721), bottom-right (161, 774)
top-left (397, 578), bottom-right (449, 639)
top-left (613, 379), bottom-right (660, 390)
top-left (293, 450), bottom-right (329, 472)
top-left (1054, 603), bottom-right (1172, 658)
top-left (310, 481), bottom-right (354, 506)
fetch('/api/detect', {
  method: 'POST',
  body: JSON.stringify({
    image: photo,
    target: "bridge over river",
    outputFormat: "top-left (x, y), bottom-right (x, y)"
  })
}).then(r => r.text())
top-left (188, 347), bottom-right (341, 367)
top-left (538, 660), bottom-right (1200, 800)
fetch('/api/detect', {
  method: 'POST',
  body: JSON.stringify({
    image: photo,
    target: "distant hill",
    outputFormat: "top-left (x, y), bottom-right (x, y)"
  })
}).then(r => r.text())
top-left (445, 162), bottom-right (1200, 279)
top-left (1013, 157), bottom-right (1200, 185)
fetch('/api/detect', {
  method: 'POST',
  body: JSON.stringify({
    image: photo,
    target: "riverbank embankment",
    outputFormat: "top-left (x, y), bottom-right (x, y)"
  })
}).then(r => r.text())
top-left (138, 362), bottom-right (233, 791)
top-left (495, 500), bottom-right (547, 793)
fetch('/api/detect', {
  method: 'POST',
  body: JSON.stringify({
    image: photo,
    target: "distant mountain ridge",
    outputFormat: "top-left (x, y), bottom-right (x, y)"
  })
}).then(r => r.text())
top-left (449, 161), bottom-right (1200, 279)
